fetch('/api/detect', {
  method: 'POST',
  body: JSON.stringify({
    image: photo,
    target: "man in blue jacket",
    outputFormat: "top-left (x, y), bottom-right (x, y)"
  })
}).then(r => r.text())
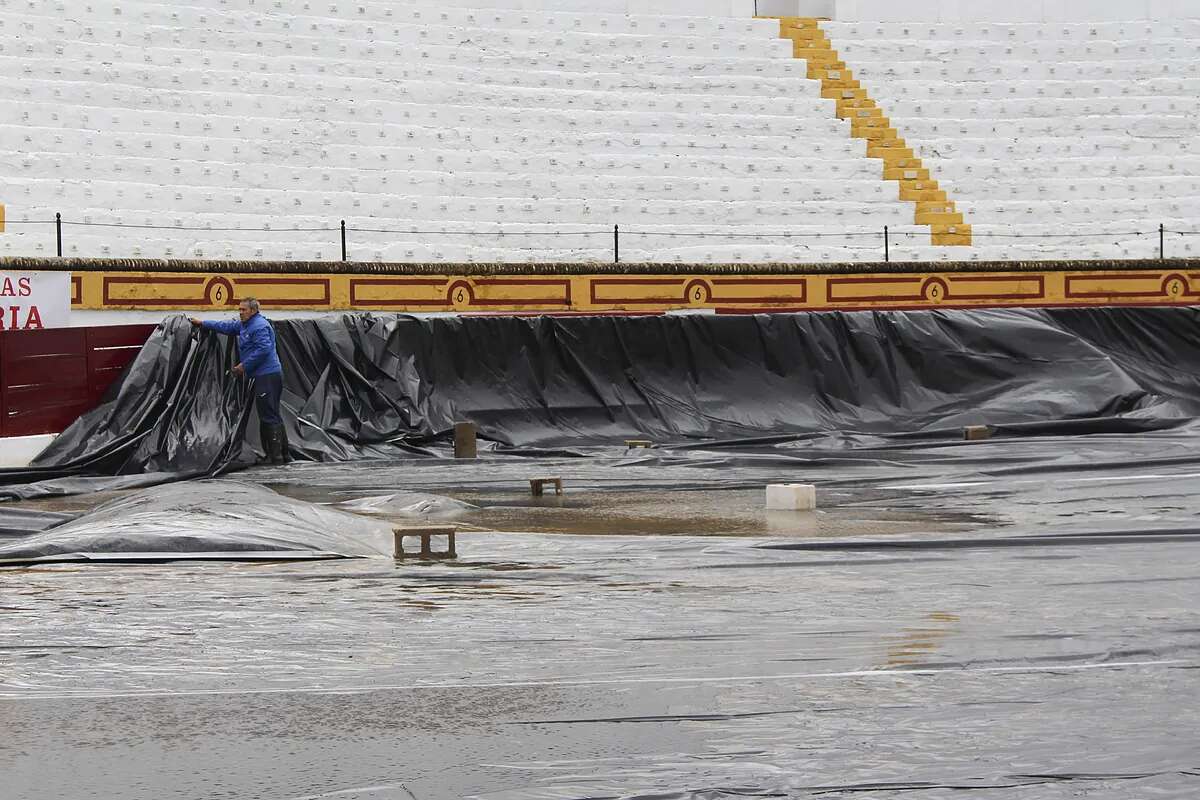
top-left (189, 298), bottom-right (290, 465)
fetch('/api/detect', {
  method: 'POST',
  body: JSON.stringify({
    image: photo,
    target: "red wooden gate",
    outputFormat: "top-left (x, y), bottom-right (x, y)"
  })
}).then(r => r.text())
top-left (0, 324), bottom-right (155, 438)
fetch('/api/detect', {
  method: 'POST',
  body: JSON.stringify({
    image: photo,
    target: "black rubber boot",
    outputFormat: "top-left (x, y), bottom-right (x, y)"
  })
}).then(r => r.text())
top-left (258, 422), bottom-right (276, 465)
top-left (271, 423), bottom-right (291, 465)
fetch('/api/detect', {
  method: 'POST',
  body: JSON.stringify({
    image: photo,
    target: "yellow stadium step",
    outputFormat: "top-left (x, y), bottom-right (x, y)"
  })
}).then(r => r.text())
top-left (850, 114), bottom-right (890, 128)
top-left (810, 65), bottom-right (854, 81)
top-left (785, 32), bottom-right (832, 47)
top-left (823, 87), bottom-right (869, 101)
top-left (793, 45), bottom-right (839, 62)
top-left (932, 224), bottom-right (973, 246)
top-left (785, 26), bottom-right (825, 41)
top-left (854, 116), bottom-right (892, 133)
top-left (853, 124), bottom-right (899, 142)
top-left (888, 157), bottom-right (924, 170)
top-left (836, 96), bottom-right (877, 109)
top-left (900, 185), bottom-right (949, 203)
top-left (916, 209), bottom-right (965, 226)
top-left (885, 164), bottom-right (931, 181)
top-left (867, 142), bottom-right (915, 161)
top-left (836, 98), bottom-right (878, 117)
top-left (789, 36), bottom-right (832, 49)
top-left (812, 65), bottom-right (851, 80)
top-left (916, 200), bottom-right (957, 215)
top-left (842, 105), bottom-right (885, 122)
top-left (825, 76), bottom-right (864, 89)
top-left (778, 17), bottom-right (821, 30)
top-left (792, 42), bottom-right (835, 56)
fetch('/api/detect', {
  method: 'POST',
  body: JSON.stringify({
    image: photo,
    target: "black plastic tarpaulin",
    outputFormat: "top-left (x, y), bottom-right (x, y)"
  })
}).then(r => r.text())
top-left (4, 310), bottom-right (1199, 798)
top-left (3, 307), bottom-right (1200, 494)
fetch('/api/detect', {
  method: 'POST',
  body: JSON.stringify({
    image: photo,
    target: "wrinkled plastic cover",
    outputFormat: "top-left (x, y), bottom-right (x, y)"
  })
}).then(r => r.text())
top-left (0, 481), bottom-right (394, 565)
top-left (337, 490), bottom-right (479, 517)
top-left (0, 507), bottom-right (72, 539)
top-left (3, 307), bottom-right (1200, 498)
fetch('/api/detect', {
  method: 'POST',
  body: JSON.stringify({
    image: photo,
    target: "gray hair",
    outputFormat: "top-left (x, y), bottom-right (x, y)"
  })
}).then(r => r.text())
top-left (240, 297), bottom-right (261, 312)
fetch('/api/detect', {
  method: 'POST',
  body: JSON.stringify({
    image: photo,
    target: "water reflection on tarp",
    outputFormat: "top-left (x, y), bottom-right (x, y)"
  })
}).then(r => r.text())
top-left (1, 528), bottom-right (1197, 799)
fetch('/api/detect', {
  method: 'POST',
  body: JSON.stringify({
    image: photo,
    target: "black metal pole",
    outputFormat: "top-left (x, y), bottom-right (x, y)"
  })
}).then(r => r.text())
top-left (884, 225), bottom-right (889, 263)
top-left (341, 220), bottom-right (347, 262)
top-left (56, 212), bottom-right (62, 257)
top-left (1160, 223), bottom-right (1165, 260)
top-left (614, 224), bottom-right (619, 264)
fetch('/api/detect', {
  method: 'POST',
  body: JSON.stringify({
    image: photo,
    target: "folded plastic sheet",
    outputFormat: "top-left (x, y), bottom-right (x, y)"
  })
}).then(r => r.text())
top-left (0, 480), bottom-right (394, 565)
top-left (4, 307), bottom-right (1200, 497)
top-left (0, 507), bottom-right (73, 539)
top-left (337, 490), bottom-right (480, 517)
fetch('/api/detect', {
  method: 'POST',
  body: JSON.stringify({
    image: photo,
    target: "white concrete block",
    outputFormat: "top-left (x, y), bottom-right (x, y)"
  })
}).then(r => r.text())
top-left (765, 483), bottom-right (817, 511)
top-left (0, 434), bottom-right (56, 468)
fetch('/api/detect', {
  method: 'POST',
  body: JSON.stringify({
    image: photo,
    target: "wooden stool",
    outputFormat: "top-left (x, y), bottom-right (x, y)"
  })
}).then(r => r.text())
top-left (393, 525), bottom-right (457, 560)
top-left (529, 477), bottom-right (563, 496)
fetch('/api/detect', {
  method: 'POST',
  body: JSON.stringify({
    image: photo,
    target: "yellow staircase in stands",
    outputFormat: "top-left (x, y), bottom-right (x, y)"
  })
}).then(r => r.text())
top-left (774, 17), bottom-right (971, 247)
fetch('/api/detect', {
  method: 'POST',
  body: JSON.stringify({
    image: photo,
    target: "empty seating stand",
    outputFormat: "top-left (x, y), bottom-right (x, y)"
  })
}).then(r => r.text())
top-left (0, 2), bottom-right (1196, 263)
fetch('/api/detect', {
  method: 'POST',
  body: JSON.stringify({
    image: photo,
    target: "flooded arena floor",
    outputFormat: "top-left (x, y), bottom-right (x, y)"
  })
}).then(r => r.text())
top-left (3, 432), bottom-right (1200, 799)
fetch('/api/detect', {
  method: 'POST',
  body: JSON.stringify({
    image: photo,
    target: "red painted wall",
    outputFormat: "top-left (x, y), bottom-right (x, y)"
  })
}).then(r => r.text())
top-left (0, 324), bottom-right (155, 438)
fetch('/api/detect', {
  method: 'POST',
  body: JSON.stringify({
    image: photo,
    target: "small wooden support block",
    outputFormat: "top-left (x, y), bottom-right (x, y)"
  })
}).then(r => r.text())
top-left (454, 421), bottom-right (477, 459)
top-left (624, 439), bottom-right (653, 449)
top-left (963, 425), bottom-right (992, 441)
top-left (394, 525), bottom-right (457, 560)
top-left (529, 477), bottom-right (563, 496)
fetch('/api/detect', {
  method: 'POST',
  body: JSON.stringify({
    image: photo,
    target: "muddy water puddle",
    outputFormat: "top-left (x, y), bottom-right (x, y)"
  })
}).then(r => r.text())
top-left (259, 482), bottom-right (981, 537)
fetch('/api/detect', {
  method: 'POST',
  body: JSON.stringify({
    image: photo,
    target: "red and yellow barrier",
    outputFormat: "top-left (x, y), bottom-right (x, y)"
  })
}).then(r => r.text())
top-left (62, 265), bottom-right (1200, 313)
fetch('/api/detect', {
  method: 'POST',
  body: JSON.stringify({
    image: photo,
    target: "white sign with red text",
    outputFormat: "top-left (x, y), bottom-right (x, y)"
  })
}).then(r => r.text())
top-left (0, 271), bottom-right (71, 330)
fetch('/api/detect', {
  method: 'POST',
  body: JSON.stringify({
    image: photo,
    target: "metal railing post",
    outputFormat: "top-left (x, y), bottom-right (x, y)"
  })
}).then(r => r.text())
top-left (55, 212), bottom-right (62, 257)
top-left (884, 225), bottom-right (889, 263)
top-left (1160, 223), bottom-right (1165, 260)
top-left (341, 219), bottom-right (347, 262)
top-left (614, 224), bottom-right (619, 264)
